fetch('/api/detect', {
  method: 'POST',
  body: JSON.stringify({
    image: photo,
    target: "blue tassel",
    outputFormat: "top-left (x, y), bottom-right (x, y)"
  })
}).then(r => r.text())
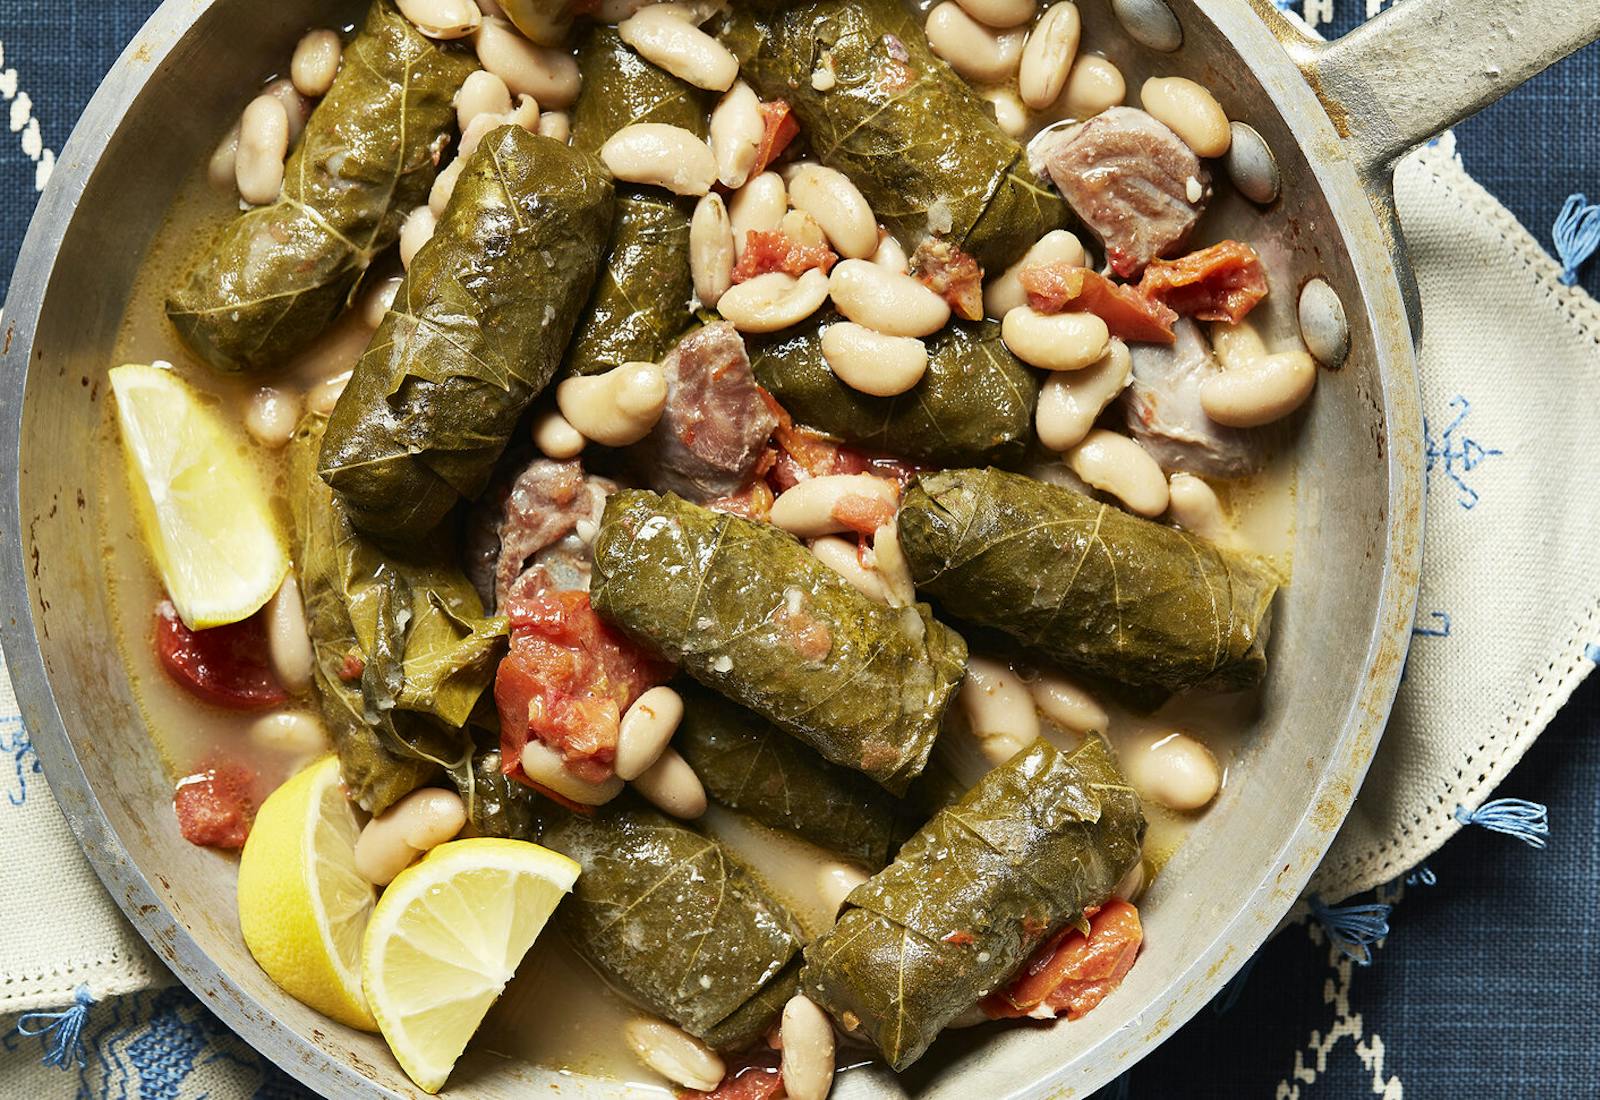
top-left (1405, 864), bottom-right (1437, 888)
top-left (1454, 798), bottom-right (1549, 849)
top-left (15, 983), bottom-right (94, 1069)
top-left (1553, 193), bottom-right (1600, 286)
top-left (1210, 949), bottom-right (1260, 1015)
top-left (1307, 895), bottom-right (1391, 966)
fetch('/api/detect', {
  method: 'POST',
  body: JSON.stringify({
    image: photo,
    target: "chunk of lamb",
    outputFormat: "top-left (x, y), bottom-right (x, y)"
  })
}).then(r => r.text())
top-left (639, 321), bottom-right (777, 502)
top-left (1035, 106), bottom-right (1211, 279)
top-left (1120, 318), bottom-right (1264, 479)
top-left (464, 458), bottom-right (616, 611)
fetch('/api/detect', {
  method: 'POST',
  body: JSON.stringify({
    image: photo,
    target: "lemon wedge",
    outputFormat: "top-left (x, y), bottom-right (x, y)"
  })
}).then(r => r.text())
top-left (362, 838), bottom-right (581, 1093)
top-left (237, 755), bottom-right (376, 1031)
top-left (109, 363), bottom-right (287, 628)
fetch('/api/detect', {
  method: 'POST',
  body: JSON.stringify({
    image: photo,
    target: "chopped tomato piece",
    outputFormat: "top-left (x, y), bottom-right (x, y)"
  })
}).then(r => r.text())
top-left (751, 101), bottom-right (800, 177)
top-left (759, 389), bottom-right (928, 496)
top-left (338, 652), bottom-right (364, 682)
top-left (1138, 240), bottom-right (1268, 324)
top-left (154, 600), bottom-right (287, 711)
top-left (679, 1052), bottom-right (784, 1100)
top-left (831, 491), bottom-right (897, 537)
top-left (1019, 263), bottom-right (1177, 344)
top-left (912, 238), bottom-right (985, 321)
top-left (982, 898), bottom-right (1143, 1021)
top-left (174, 761), bottom-right (256, 849)
top-left (707, 479), bottom-right (777, 524)
top-left (732, 229), bottom-right (838, 283)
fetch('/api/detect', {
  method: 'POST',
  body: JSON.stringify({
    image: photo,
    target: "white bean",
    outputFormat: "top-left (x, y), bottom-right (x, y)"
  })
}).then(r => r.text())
top-left (871, 233), bottom-right (910, 274)
top-left (1018, 2), bottom-right (1081, 110)
top-left (788, 165), bottom-right (878, 260)
top-left (816, 861), bottom-right (869, 917)
top-left (537, 109), bottom-right (571, 143)
top-left (619, 5), bottom-right (739, 91)
top-left (263, 78), bottom-right (312, 143)
top-left (631, 747), bottom-right (707, 819)
top-left (235, 94), bottom-right (289, 205)
top-left (208, 121), bottom-right (241, 193)
top-left (811, 536), bottom-right (891, 604)
top-left (820, 322), bottom-right (928, 397)
top-left (1199, 350), bottom-right (1316, 427)
top-left (291, 29), bottom-right (342, 98)
top-left (780, 995), bottom-right (836, 1100)
top-left (690, 193), bottom-right (735, 308)
top-left (1114, 859), bottom-right (1146, 902)
top-left (1167, 472), bottom-right (1233, 544)
top-left (305, 371), bottom-right (351, 416)
top-left (956, 0), bottom-right (1038, 27)
top-left (770, 474), bottom-right (899, 539)
top-left (1002, 306), bottom-right (1107, 371)
top-left (1061, 54), bottom-right (1125, 119)
top-left (249, 711), bottom-right (330, 756)
top-left (459, 111), bottom-right (505, 160)
top-left (869, 521), bottom-right (916, 607)
top-left (475, 16), bottom-right (581, 108)
top-left (615, 686), bottom-right (684, 781)
top-left (986, 88), bottom-right (1028, 137)
top-left (926, 3), bottom-right (1025, 86)
top-left (531, 407), bottom-right (586, 459)
top-left (716, 269), bottom-right (830, 333)
top-left (264, 572), bottom-right (314, 694)
top-left (354, 788), bottom-right (468, 885)
top-left (600, 122), bottom-right (716, 196)
top-left (1141, 76), bottom-right (1231, 158)
top-left (958, 656), bottom-right (1041, 767)
top-left (398, 206), bottom-right (436, 270)
top-left (1035, 338), bottom-right (1131, 451)
top-left (399, 0), bottom-right (482, 39)
top-left (520, 737), bottom-right (625, 805)
top-left (728, 172), bottom-right (786, 257)
top-left (828, 259), bottom-right (950, 338)
top-left (1066, 428), bottom-right (1169, 516)
top-left (556, 361), bottom-right (668, 446)
top-left (1028, 671), bottom-right (1107, 734)
top-left (505, 93), bottom-right (542, 130)
top-left (984, 229), bottom-right (1085, 318)
top-left (1125, 731), bottom-right (1221, 811)
top-left (709, 81), bottom-right (764, 189)
top-left (624, 1019), bottom-right (725, 1094)
top-left (456, 69), bottom-right (513, 132)
top-left (429, 159), bottom-right (465, 216)
top-left (1209, 317), bottom-right (1268, 370)
top-left (244, 386), bottom-right (301, 449)
top-left (780, 209), bottom-right (828, 250)
top-left (358, 274), bottom-right (404, 329)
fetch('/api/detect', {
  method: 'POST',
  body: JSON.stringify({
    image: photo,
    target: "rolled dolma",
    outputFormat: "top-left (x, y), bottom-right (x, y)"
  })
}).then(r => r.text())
top-left (541, 801), bottom-right (803, 1050)
top-left (899, 468), bottom-right (1278, 694)
top-left (717, 0), bottom-right (1069, 274)
top-left (590, 491), bottom-right (968, 795)
top-left (167, 0), bottom-right (475, 374)
top-left (318, 126), bottom-right (615, 540)
top-left (289, 415), bottom-right (506, 814)
top-left (674, 684), bottom-right (914, 867)
top-left (802, 737), bottom-right (1145, 1070)
top-left (566, 27), bottom-right (707, 376)
top-left (749, 312), bottom-right (1040, 466)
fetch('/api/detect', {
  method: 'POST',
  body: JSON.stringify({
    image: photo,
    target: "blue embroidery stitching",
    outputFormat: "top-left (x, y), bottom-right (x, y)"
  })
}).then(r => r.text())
top-left (1423, 395), bottom-right (1503, 509)
top-left (0, 715), bottom-right (39, 805)
top-left (1412, 611), bottom-right (1452, 638)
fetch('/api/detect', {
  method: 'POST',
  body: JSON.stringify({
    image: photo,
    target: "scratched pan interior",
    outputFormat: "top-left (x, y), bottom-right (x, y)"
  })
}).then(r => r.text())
top-left (0, 0), bottom-right (1421, 1097)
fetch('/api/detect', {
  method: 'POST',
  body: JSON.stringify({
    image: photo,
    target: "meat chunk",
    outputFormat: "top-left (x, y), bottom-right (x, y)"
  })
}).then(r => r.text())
top-left (642, 322), bottom-right (778, 502)
top-left (1120, 318), bottom-right (1264, 478)
top-left (464, 458), bottom-right (616, 611)
top-left (1035, 107), bottom-right (1211, 279)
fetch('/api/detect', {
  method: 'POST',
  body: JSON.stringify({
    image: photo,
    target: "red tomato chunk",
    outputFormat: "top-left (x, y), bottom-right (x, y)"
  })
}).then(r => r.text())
top-left (751, 101), bottom-right (800, 178)
top-left (982, 898), bottom-right (1143, 1021)
top-left (911, 239), bottom-right (985, 321)
top-left (679, 1052), bottom-right (784, 1100)
top-left (154, 600), bottom-right (287, 711)
top-left (1020, 263), bottom-right (1177, 345)
top-left (732, 229), bottom-right (838, 283)
top-left (174, 762), bottom-right (256, 849)
top-left (1138, 239), bottom-right (1269, 324)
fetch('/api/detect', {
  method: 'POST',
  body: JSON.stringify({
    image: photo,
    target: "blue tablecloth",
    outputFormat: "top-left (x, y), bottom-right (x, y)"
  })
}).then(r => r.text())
top-left (2, 3), bottom-right (1596, 1097)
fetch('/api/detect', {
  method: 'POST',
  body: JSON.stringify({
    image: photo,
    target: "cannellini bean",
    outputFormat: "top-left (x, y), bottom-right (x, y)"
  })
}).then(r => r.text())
top-left (291, 29), bottom-right (342, 98)
top-left (1019, 2), bottom-right (1081, 110)
top-left (1167, 472), bottom-right (1233, 543)
top-left (1066, 428), bottom-right (1169, 516)
top-left (264, 78), bottom-right (312, 143)
top-left (1125, 731), bottom-right (1221, 811)
top-left (788, 165), bottom-right (878, 259)
top-left (716, 269), bottom-right (830, 333)
top-left (632, 747), bottom-right (707, 819)
top-left (817, 861), bottom-right (869, 916)
top-left (207, 121), bottom-right (241, 193)
top-left (532, 407), bottom-right (586, 459)
top-left (619, 5), bottom-right (739, 91)
top-left (624, 1019), bottom-right (725, 1094)
top-left (781, 995), bottom-right (836, 1100)
top-left (811, 536), bottom-right (890, 604)
top-left (1061, 54), bottom-right (1125, 119)
top-left (429, 159), bottom-right (465, 216)
top-left (600, 122), bottom-right (716, 196)
top-left (1141, 76), bottom-right (1231, 158)
top-left (506, 93), bottom-right (542, 130)
top-left (926, 3), bottom-right (1026, 86)
top-left (709, 81), bottom-right (764, 189)
top-left (820, 322), bottom-right (928, 397)
top-left (1028, 671), bottom-right (1107, 734)
top-left (398, 207), bottom-right (436, 269)
top-left (556, 361), bottom-right (668, 446)
top-left (958, 656), bottom-right (1041, 767)
top-left (956, 0), bottom-right (1038, 27)
top-left (354, 788), bottom-right (468, 885)
top-left (249, 711), bottom-right (330, 755)
top-left (244, 386), bottom-right (301, 449)
top-left (265, 572), bottom-right (313, 693)
top-left (1199, 349), bottom-right (1316, 427)
top-left (537, 109), bottom-right (571, 143)
top-left (987, 88), bottom-right (1028, 137)
top-left (869, 521), bottom-right (916, 607)
top-left (770, 474), bottom-right (899, 539)
top-left (728, 172), bottom-right (786, 257)
top-left (235, 94), bottom-right (289, 205)
top-left (305, 371), bottom-right (351, 415)
top-left (1002, 306), bottom-right (1108, 371)
top-left (871, 233), bottom-right (910, 274)
top-left (615, 686), bottom-right (684, 781)
top-left (1208, 317), bottom-right (1267, 369)
top-left (459, 111), bottom-right (505, 160)
top-left (829, 259), bottom-right (951, 338)
top-left (689, 193), bottom-right (735, 308)
top-left (1035, 338), bottom-right (1131, 450)
top-left (984, 229), bottom-right (1086, 318)
top-left (780, 209), bottom-right (828, 251)
top-left (1114, 859), bottom-right (1146, 902)
top-left (358, 274), bottom-right (404, 329)
top-left (475, 16), bottom-right (581, 107)
top-left (522, 737), bottom-right (625, 805)
top-left (456, 69), bottom-right (513, 131)
top-left (399, 0), bottom-right (482, 39)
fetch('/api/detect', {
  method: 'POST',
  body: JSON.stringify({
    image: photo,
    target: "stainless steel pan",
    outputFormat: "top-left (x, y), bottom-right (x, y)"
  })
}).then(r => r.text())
top-left (3, 0), bottom-right (1596, 1096)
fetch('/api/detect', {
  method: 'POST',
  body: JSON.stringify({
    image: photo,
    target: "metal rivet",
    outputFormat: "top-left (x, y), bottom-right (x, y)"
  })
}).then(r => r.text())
top-left (1112, 0), bottom-right (1183, 53)
top-left (1225, 122), bottom-right (1279, 205)
top-left (1298, 279), bottom-right (1350, 368)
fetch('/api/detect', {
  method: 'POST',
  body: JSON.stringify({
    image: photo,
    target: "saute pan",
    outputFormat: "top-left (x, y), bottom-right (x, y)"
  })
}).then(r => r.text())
top-left (3, 0), bottom-right (1596, 1096)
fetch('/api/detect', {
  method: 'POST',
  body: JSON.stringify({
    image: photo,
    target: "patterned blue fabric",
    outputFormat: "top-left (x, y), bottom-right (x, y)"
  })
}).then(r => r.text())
top-left (1, 3), bottom-right (1596, 1097)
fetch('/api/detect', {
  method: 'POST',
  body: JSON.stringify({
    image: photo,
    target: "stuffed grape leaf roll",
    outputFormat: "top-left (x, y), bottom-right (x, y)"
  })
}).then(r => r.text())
top-left (590, 491), bottom-right (967, 795)
top-left (801, 737), bottom-right (1144, 1070)
top-left (167, 0), bottom-right (475, 374)
top-left (716, 0), bottom-right (1069, 274)
top-left (317, 126), bottom-right (614, 540)
top-left (898, 468), bottom-right (1278, 694)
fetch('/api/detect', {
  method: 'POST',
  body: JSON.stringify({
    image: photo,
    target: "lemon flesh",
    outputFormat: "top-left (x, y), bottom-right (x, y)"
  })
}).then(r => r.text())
top-left (362, 838), bottom-right (581, 1093)
top-left (237, 756), bottom-right (376, 1031)
top-left (109, 363), bottom-right (287, 628)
